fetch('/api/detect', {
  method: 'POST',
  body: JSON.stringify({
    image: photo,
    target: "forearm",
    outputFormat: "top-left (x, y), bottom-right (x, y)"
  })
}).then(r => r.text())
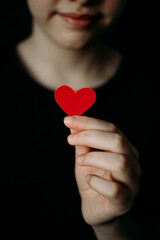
top-left (92, 214), bottom-right (147, 240)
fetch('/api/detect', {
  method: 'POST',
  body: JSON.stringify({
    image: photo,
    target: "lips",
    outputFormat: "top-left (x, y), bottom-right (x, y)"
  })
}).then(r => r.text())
top-left (59, 12), bottom-right (97, 19)
top-left (58, 12), bottom-right (102, 28)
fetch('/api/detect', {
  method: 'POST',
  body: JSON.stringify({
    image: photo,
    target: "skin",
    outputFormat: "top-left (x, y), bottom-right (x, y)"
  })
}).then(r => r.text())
top-left (26, 0), bottom-right (126, 49)
top-left (16, 0), bottom-right (141, 238)
top-left (64, 116), bottom-right (141, 227)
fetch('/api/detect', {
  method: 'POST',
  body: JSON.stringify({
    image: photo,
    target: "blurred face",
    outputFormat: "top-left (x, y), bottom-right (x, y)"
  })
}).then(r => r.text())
top-left (27, 0), bottom-right (126, 49)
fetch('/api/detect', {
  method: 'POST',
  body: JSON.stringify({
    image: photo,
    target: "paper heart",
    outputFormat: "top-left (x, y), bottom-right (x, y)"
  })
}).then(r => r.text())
top-left (54, 85), bottom-right (96, 116)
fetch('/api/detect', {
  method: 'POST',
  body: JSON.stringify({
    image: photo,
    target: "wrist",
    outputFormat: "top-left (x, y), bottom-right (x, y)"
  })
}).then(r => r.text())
top-left (92, 216), bottom-right (123, 233)
top-left (91, 215), bottom-right (133, 240)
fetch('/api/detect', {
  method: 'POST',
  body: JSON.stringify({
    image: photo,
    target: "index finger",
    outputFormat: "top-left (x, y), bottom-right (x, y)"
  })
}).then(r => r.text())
top-left (64, 115), bottom-right (118, 132)
top-left (64, 115), bottom-right (139, 159)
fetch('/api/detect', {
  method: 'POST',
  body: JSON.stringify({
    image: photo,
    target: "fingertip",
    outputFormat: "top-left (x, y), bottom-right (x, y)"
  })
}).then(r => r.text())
top-left (63, 116), bottom-right (70, 126)
top-left (64, 116), bottom-right (78, 126)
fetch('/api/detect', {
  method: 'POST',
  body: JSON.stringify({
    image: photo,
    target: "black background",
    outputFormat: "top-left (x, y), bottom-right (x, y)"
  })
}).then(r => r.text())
top-left (0, 0), bottom-right (159, 238)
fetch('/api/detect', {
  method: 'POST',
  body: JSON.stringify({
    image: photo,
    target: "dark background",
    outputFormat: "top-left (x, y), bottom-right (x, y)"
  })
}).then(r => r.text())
top-left (0, 1), bottom-right (159, 238)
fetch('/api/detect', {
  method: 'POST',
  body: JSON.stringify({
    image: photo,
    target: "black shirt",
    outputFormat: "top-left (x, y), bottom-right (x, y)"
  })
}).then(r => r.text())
top-left (1, 43), bottom-right (158, 239)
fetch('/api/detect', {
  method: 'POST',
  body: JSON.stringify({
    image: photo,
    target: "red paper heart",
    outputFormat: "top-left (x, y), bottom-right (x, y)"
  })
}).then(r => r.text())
top-left (54, 85), bottom-right (96, 116)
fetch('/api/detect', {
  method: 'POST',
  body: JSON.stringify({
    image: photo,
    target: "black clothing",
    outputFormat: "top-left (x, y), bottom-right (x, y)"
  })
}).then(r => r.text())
top-left (1, 43), bottom-right (158, 239)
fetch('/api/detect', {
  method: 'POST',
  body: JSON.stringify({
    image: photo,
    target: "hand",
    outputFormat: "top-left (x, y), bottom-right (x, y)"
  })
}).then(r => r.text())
top-left (64, 116), bottom-right (141, 226)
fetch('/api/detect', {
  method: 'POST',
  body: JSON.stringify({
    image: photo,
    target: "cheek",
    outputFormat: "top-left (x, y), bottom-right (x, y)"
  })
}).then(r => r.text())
top-left (27, 0), bottom-right (56, 20)
top-left (101, 0), bottom-right (126, 25)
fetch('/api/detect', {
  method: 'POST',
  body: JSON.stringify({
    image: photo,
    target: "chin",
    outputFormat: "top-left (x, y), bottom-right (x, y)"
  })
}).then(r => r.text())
top-left (62, 40), bottom-right (89, 50)
top-left (53, 31), bottom-right (93, 50)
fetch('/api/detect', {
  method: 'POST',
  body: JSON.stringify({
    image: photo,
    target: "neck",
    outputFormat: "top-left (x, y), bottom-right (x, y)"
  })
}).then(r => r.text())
top-left (31, 22), bottom-right (108, 71)
top-left (17, 21), bottom-right (119, 91)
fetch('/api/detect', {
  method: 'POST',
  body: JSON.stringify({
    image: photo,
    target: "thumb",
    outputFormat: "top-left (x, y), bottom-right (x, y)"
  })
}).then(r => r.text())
top-left (70, 128), bottom-right (92, 158)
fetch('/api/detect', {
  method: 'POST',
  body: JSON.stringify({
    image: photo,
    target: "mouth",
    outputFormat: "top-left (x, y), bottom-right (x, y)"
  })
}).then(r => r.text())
top-left (58, 12), bottom-right (103, 29)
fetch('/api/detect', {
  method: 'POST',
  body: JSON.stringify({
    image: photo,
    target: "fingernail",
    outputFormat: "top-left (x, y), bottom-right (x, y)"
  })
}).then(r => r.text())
top-left (68, 133), bottom-right (77, 143)
top-left (64, 116), bottom-right (75, 126)
top-left (76, 155), bottom-right (84, 164)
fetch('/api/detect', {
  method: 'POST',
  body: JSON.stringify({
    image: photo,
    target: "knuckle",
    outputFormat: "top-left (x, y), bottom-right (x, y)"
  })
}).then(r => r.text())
top-left (108, 122), bottom-right (118, 132)
top-left (109, 184), bottom-right (120, 199)
top-left (114, 134), bottom-right (125, 150)
top-left (117, 154), bottom-right (129, 172)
